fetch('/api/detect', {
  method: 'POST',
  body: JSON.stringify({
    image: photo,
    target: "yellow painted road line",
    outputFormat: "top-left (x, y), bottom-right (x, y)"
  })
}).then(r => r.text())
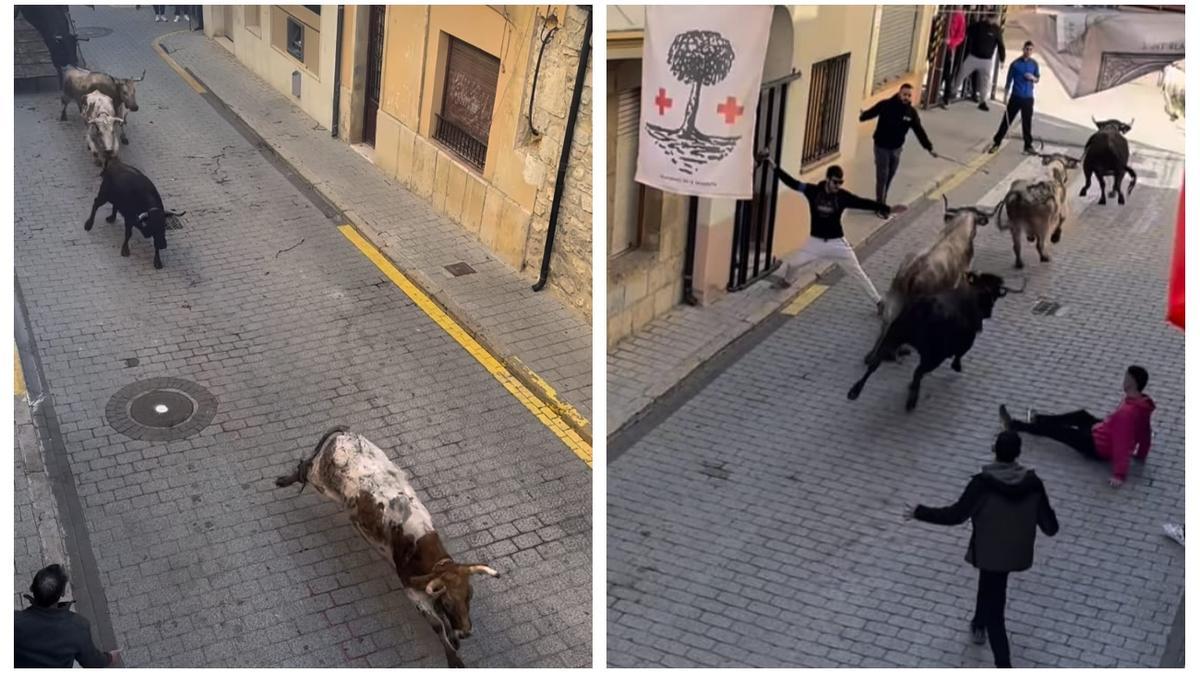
top-left (15, 345), bottom-right (26, 398)
top-left (339, 225), bottom-right (592, 467)
top-left (927, 149), bottom-right (997, 199)
top-left (782, 283), bottom-right (829, 316)
top-left (152, 32), bottom-right (207, 94)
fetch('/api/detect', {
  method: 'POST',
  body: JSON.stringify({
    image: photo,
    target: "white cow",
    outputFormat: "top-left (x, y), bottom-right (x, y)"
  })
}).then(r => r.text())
top-left (82, 90), bottom-right (122, 167)
top-left (275, 427), bottom-right (499, 668)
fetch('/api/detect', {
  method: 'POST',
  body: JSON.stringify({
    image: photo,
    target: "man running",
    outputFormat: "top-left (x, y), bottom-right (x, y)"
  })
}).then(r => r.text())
top-left (989, 41), bottom-right (1040, 154)
top-left (760, 155), bottom-right (906, 313)
top-left (859, 83), bottom-right (938, 207)
top-left (951, 12), bottom-right (1006, 111)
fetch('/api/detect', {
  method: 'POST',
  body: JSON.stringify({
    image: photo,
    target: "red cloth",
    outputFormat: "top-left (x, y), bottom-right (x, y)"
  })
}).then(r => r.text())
top-left (1167, 181), bottom-right (1184, 329)
top-left (946, 10), bottom-right (966, 50)
top-left (1092, 395), bottom-right (1156, 481)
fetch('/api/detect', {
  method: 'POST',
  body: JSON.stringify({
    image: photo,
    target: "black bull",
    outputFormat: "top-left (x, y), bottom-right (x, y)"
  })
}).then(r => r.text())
top-left (848, 272), bottom-right (1026, 411)
top-left (16, 6), bottom-right (85, 73)
top-left (1080, 117), bottom-right (1138, 206)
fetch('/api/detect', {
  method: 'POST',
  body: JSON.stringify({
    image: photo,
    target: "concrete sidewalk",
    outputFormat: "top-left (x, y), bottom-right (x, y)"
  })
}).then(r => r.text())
top-left (158, 30), bottom-right (593, 436)
top-left (608, 102), bottom-right (1007, 435)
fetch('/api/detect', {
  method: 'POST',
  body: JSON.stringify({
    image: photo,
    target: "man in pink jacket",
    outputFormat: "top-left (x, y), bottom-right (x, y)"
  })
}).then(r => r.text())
top-left (999, 366), bottom-right (1155, 488)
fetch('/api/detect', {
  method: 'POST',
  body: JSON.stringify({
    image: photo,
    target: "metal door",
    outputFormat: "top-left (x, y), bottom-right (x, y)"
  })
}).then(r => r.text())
top-left (727, 71), bottom-right (801, 292)
top-left (363, 5), bottom-right (386, 146)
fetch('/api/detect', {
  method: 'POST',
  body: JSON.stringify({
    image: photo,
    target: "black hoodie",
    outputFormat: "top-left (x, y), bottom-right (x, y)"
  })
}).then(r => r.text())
top-left (915, 462), bottom-right (1059, 572)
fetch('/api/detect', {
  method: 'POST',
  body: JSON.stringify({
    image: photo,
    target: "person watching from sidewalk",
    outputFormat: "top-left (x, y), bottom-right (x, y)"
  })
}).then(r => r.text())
top-left (15, 564), bottom-right (121, 668)
top-left (907, 431), bottom-right (1059, 669)
top-left (989, 41), bottom-right (1039, 154)
top-left (758, 153), bottom-right (907, 314)
top-left (859, 83), bottom-right (937, 208)
top-left (950, 12), bottom-right (1006, 111)
top-left (1000, 365), bottom-right (1155, 489)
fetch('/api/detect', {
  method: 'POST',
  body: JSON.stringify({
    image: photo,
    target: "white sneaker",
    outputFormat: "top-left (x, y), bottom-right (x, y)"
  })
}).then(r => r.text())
top-left (1026, 408), bottom-right (1037, 423)
top-left (1163, 523), bottom-right (1185, 547)
top-left (173, 15), bottom-right (180, 22)
top-left (183, 14), bottom-right (190, 20)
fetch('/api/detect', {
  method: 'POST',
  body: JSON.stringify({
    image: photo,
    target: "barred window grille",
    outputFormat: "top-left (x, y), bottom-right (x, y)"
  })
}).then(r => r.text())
top-left (801, 53), bottom-right (850, 168)
top-left (434, 37), bottom-right (500, 171)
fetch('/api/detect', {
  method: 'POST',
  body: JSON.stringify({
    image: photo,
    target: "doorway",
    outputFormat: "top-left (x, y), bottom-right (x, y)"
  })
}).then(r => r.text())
top-left (362, 5), bottom-right (386, 146)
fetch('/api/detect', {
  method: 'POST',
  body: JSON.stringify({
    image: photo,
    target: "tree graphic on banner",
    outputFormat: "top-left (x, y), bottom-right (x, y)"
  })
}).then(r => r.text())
top-left (647, 30), bottom-right (744, 175)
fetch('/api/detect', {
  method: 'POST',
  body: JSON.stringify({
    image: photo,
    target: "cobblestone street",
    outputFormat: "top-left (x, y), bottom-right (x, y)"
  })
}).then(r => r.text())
top-left (14, 7), bottom-right (589, 668)
top-left (608, 118), bottom-right (1184, 667)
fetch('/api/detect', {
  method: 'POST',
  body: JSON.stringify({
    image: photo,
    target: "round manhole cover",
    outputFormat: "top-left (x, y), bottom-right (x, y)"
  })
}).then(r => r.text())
top-left (106, 377), bottom-right (217, 441)
top-left (75, 26), bottom-right (114, 39)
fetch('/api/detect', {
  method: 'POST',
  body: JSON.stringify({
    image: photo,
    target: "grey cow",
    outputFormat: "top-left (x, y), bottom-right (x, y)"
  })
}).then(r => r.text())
top-left (61, 65), bottom-right (143, 145)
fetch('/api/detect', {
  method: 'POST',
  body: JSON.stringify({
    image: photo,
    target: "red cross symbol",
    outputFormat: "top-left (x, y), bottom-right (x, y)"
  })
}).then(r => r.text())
top-left (654, 88), bottom-right (673, 116)
top-left (717, 96), bottom-right (744, 125)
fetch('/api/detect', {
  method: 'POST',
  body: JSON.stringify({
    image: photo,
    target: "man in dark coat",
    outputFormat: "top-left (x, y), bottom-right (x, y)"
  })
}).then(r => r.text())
top-left (907, 431), bottom-right (1059, 668)
top-left (859, 83), bottom-right (938, 207)
top-left (15, 564), bottom-right (118, 668)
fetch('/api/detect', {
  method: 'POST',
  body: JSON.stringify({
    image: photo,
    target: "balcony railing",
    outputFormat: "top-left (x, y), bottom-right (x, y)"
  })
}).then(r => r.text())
top-left (433, 114), bottom-right (488, 171)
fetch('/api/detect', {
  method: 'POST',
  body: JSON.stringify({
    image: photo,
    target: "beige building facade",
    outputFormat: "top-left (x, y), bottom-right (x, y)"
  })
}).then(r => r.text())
top-left (607, 5), bottom-right (936, 347)
top-left (204, 5), bottom-right (592, 319)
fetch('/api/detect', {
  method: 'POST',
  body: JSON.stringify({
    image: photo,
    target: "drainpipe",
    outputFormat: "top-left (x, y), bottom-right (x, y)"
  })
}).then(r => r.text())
top-left (331, 4), bottom-right (344, 138)
top-left (682, 196), bottom-right (699, 305)
top-left (532, 6), bottom-right (591, 293)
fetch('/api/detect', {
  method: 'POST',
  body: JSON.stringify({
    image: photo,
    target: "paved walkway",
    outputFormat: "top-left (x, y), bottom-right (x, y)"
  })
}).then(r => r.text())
top-left (159, 27), bottom-right (592, 434)
top-left (15, 7), bottom-right (589, 667)
top-left (608, 116), bottom-right (1184, 666)
top-left (609, 102), bottom-right (1006, 435)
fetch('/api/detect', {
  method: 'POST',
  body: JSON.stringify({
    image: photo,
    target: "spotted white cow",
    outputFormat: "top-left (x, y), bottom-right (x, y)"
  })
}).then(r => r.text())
top-left (82, 90), bottom-right (122, 167)
top-left (275, 427), bottom-right (498, 668)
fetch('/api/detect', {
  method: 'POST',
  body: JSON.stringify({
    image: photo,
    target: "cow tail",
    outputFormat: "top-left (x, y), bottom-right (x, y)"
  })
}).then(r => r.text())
top-left (276, 426), bottom-right (348, 491)
top-left (993, 200), bottom-right (1008, 231)
top-left (1126, 167), bottom-right (1138, 194)
top-left (310, 426), bottom-right (349, 463)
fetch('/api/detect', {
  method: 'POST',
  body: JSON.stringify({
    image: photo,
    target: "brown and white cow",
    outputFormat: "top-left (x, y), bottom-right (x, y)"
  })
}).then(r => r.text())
top-left (83, 91), bottom-right (122, 167)
top-left (994, 151), bottom-right (1081, 268)
top-left (61, 65), bottom-right (143, 145)
top-left (275, 427), bottom-right (498, 668)
top-left (868, 197), bottom-right (992, 362)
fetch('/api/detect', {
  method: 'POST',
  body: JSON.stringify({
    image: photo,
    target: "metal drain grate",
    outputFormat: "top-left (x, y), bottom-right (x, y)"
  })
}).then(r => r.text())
top-left (106, 377), bottom-right (217, 442)
top-left (1032, 299), bottom-right (1066, 316)
top-left (444, 262), bottom-right (476, 277)
top-left (165, 214), bottom-right (185, 230)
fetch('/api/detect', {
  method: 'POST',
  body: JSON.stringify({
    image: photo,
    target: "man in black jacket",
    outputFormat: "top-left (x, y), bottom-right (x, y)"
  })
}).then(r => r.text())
top-left (951, 13), bottom-right (1006, 111)
top-left (760, 155), bottom-right (906, 312)
top-left (859, 83), bottom-right (937, 208)
top-left (15, 564), bottom-right (118, 668)
top-left (907, 431), bottom-right (1059, 668)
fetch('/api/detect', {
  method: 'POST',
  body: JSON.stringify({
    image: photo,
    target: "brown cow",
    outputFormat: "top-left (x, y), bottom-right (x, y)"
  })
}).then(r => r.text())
top-left (994, 150), bottom-right (1081, 268)
top-left (275, 427), bottom-right (499, 668)
top-left (60, 65), bottom-right (143, 145)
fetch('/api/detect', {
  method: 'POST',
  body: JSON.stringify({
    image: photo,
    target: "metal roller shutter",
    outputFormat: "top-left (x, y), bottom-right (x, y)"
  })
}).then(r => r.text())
top-left (872, 6), bottom-right (918, 90)
top-left (443, 38), bottom-right (501, 144)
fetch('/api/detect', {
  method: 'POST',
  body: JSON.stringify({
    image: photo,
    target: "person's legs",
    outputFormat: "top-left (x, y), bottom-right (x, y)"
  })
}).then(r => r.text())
top-left (774, 239), bottom-right (824, 286)
top-left (829, 239), bottom-right (882, 305)
top-left (980, 570), bottom-right (1012, 667)
top-left (873, 145), bottom-right (890, 203)
top-left (992, 98), bottom-right (1021, 147)
top-left (977, 58), bottom-right (994, 101)
top-left (1007, 413), bottom-right (1100, 460)
top-left (1020, 97), bottom-right (1034, 150)
top-left (884, 147), bottom-right (903, 202)
top-left (1033, 409), bottom-right (1101, 428)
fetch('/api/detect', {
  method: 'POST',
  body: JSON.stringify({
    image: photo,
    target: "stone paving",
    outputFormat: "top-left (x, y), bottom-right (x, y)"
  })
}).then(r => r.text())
top-left (608, 120), bottom-right (1184, 667)
top-left (14, 6), bottom-right (589, 667)
top-left (158, 27), bottom-right (593, 431)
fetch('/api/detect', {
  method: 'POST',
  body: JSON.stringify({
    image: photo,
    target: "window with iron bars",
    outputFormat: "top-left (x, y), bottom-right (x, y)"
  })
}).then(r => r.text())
top-left (801, 53), bottom-right (851, 168)
top-left (434, 37), bottom-right (500, 171)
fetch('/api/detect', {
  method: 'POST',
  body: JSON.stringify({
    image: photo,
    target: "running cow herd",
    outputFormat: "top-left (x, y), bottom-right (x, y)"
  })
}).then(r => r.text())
top-left (56, 58), bottom-right (181, 269)
top-left (848, 121), bottom-right (1136, 411)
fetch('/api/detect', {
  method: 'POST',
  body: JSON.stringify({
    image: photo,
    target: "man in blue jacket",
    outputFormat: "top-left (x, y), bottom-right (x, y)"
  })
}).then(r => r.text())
top-left (988, 41), bottom-right (1040, 154)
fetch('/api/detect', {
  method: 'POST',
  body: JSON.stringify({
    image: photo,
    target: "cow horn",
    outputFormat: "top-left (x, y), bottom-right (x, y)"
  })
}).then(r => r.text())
top-left (1003, 276), bottom-right (1029, 294)
top-left (462, 565), bottom-right (500, 578)
top-left (1092, 115), bottom-right (1099, 127)
top-left (425, 578), bottom-right (447, 597)
top-left (1127, 117), bottom-right (1134, 129)
top-left (166, 210), bottom-right (187, 217)
top-left (942, 194), bottom-right (949, 211)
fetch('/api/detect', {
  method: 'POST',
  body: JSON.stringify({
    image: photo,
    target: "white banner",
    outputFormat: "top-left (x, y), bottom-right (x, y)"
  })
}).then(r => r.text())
top-left (635, 5), bottom-right (773, 199)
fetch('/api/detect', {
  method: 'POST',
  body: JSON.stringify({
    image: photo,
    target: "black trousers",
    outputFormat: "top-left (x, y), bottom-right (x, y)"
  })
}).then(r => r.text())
top-left (1010, 409), bottom-right (1101, 460)
top-left (973, 570), bottom-right (1012, 668)
top-left (993, 96), bottom-right (1034, 149)
top-left (152, 5), bottom-right (165, 14)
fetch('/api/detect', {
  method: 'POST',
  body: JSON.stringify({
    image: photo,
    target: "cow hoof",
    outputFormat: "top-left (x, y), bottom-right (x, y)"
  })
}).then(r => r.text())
top-left (1099, 198), bottom-right (1107, 206)
top-left (847, 386), bottom-right (862, 401)
top-left (1118, 195), bottom-right (1125, 205)
top-left (154, 260), bottom-right (164, 270)
top-left (121, 249), bottom-right (130, 257)
top-left (1050, 230), bottom-right (1062, 244)
top-left (951, 361), bottom-right (962, 373)
top-left (905, 398), bottom-right (918, 412)
top-left (121, 137), bottom-right (129, 146)
top-left (105, 214), bottom-right (116, 224)
top-left (1026, 235), bottom-right (1035, 243)
top-left (1078, 187), bottom-right (1087, 197)
top-left (1014, 260), bottom-right (1024, 269)
top-left (1039, 255), bottom-right (1050, 262)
